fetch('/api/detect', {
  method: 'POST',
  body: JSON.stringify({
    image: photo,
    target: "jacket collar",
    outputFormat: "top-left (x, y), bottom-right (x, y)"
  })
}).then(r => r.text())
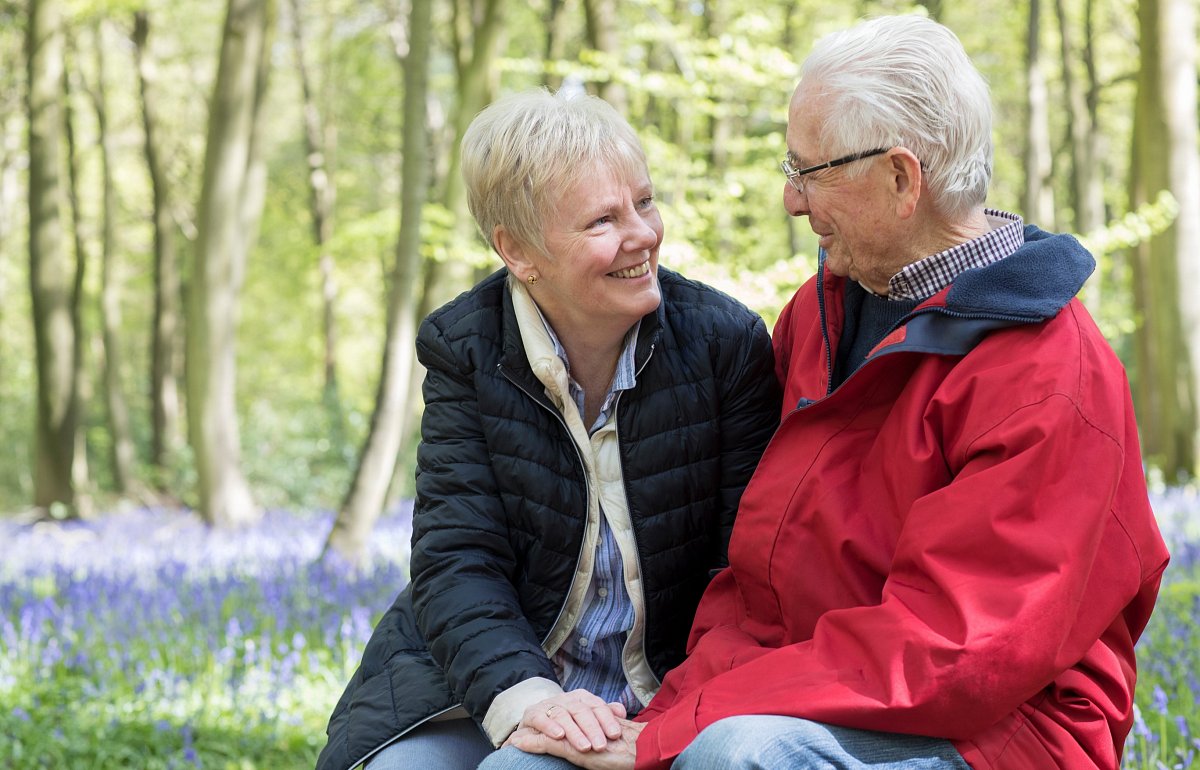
top-left (940, 225), bottom-right (1095, 321)
top-left (817, 225), bottom-right (1096, 366)
top-left (820, 225), bottom-right (1094, 323)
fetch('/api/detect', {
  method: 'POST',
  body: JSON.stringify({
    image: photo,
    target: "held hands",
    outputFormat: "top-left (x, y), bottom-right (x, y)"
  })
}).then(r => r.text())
top-left (508, 689), bottom-right (627, 752)
top-left (508, 716), bottom-right (644, 770)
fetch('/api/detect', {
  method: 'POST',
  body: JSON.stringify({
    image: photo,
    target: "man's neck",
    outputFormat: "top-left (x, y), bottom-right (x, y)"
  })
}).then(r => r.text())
top-left (913, 207), bottom-right (992, 261)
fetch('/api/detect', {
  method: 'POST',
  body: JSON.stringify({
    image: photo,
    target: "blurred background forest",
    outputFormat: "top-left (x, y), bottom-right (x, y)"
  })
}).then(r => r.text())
top-left (2, 0), bottom-right (1199, 564)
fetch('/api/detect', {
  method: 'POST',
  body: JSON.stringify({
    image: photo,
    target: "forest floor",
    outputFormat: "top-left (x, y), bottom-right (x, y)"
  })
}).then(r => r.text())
top-left (0, 492), bottom-right (1197, 769)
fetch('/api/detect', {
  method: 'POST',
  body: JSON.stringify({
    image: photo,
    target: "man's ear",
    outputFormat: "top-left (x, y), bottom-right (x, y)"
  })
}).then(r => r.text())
top-left (887, 147), bottom-right (923, 219)
top-left (493, 226), bottom-right (537, 280)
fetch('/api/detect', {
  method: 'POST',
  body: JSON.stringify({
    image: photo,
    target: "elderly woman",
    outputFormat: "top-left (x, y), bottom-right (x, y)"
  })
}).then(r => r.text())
top-left (316, 89), bottom-right (781, 770)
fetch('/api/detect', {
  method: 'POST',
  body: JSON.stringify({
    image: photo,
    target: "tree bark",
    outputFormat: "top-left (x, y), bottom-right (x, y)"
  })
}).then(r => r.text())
top-left (187, 0), bottom-right (275, 527)
top-left (1023, 0), bottom-right (1055, 228)
top-left (1053, 0), bottom-right (1103, 238)
top-left (133, 10), bottom-right (184, 475)
top-left (581, 0), bottom-right (625, 113)
top-left (543, 0), bottom-right (570, 91)
top-left (1053, 0), bottom-right (1105, 311)
top-left (91, 22), bottom-right (136, 495)
top-left (1161, 0), bottom-right (1200, 476)
top-left (63, 39), bottom-right (97, 517)
top-left (1129, 0), bottom-right (1196, 479)
top-left (324, 0), bottom-right (432, 564)
top-left (28, 0), bottom-right (79, 511)
top-left (288, 0), bottom-right (340, 402)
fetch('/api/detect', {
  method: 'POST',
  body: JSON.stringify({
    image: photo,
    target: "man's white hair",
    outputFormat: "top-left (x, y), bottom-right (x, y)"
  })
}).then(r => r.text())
top-left (799, 15), bottom-right (993, 219)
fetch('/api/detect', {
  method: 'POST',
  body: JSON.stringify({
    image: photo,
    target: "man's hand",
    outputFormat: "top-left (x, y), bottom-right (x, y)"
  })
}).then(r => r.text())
top-left (507, 689), bottom-right (627, 752)
top-left (507, 718), bottom-right (644, 770)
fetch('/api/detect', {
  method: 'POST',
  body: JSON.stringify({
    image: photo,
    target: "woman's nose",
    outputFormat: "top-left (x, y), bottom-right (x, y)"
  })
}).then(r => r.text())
top-left (624, 213), bottom-right (659, 250)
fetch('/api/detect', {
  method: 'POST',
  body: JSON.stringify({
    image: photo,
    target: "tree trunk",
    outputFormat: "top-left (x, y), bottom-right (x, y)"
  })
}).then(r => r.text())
top-left (1053, 0), bottom-right (1104, 310)
top-left (288, 0), bottom-right (340, 402)
top-left (28, 0), bottom-right (79, 511)
top-left (133, 10), bottom-right (184, 475)
top-left (1023, 0), bottom-right (1055, 228)
top-left (543, 0), bottom-right (570, 91)
top-left (1161, 0), bottom-right (1200, 476)
top-left (1081, 0), bottom-right (1104, 234)
top-left (63, 40), bottom-right (97, 517)
top-left (324, 0), bottom-right (432, 564)
top-left (91, 22), bottom-right (136, 495)
top-left (1053, 0), bottom-right (1101, 238)
top-left (1129, 0), bottom-right (1196, 479)
top-left (186, 0), bottom-right (275, 527)
top-left (581, 0), bottom-right (625, 113)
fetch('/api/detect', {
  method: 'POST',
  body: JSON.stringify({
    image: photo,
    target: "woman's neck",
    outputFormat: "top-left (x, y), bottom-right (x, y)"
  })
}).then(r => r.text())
top-left (558, 330), bottom-right (628, 427)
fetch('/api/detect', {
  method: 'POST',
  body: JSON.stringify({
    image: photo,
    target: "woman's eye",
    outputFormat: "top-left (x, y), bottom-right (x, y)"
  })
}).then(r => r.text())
top-left (637, 196), bottom-right (655, 209)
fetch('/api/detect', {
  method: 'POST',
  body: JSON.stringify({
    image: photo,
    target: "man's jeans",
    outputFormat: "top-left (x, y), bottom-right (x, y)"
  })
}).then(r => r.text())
top-left (476, 714), bottom-right (971, 769)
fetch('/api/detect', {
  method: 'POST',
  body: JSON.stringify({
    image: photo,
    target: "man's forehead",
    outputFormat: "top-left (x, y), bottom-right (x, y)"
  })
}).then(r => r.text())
top-left (785, 100), bottom-right (821, 157)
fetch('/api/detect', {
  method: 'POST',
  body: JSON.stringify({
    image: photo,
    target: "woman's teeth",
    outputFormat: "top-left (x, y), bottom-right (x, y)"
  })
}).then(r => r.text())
top-left (609, 262), bottom-right (650, 279)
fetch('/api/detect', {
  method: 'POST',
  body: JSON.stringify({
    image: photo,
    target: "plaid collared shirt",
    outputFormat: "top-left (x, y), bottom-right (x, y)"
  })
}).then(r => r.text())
top-left (886, 209), bottom-right (1025, 301)
top-left (539, 313), bottom-right (643, 712)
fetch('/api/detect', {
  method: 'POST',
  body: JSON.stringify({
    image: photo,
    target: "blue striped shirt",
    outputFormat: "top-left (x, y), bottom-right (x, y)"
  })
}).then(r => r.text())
top-left (539, 317), bottom-right (643, 714)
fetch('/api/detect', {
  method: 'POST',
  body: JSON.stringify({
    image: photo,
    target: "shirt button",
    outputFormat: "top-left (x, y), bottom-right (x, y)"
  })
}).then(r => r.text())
top-left (597, 588), bottom-right (609, 598)
top-left (579, 637), bottom-right (590, 647)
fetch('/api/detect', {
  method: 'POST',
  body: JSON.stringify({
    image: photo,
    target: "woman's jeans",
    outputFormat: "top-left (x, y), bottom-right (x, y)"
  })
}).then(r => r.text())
top-left (364, 718), bottom-right (493, 770)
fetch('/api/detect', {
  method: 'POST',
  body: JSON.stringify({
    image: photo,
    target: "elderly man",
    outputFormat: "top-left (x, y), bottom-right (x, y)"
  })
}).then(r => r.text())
top-left (492, 14), bottom-right (1169, 770)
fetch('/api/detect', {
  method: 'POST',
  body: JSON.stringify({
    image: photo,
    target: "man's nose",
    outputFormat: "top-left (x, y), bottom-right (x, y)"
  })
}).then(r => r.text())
top-left (784, 182), bottom-right (810, 217)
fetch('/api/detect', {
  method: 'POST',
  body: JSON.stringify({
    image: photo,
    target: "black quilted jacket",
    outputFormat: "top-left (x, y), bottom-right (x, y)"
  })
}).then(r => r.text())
top-left (316, 267), bottom-right (781, 770)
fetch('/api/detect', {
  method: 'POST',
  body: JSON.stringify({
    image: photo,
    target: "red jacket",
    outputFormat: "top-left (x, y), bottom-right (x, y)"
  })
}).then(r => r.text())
top-left (636, 228), bottom-right (1169, 769)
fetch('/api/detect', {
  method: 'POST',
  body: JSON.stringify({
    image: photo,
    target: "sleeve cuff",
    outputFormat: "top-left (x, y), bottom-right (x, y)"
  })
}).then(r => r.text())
top-left (481, 676), bottom-right (565, 747)
top-left (634, 688), bottom-right (704, 770)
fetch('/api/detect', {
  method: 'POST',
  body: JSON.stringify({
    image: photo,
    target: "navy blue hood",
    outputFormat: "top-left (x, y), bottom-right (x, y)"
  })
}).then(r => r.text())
top-left (944, 225), bottom-right (1095, 321)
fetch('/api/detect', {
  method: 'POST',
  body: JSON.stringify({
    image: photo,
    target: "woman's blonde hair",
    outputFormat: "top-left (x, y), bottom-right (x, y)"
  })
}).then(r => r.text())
top-left (461, 88), bottom-right (648, 257)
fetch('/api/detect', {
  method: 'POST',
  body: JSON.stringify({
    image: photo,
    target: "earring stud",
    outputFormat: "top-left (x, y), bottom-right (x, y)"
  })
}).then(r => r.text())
top-left (527, 274), bottom-right (539, 286)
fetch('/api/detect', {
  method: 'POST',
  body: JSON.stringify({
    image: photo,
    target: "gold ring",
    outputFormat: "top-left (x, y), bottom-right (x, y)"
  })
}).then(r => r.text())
top-left (546, 705), bottom-right (558, 718)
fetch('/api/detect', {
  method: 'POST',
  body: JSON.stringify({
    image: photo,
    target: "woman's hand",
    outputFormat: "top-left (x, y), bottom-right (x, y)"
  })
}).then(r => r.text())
top-left (508, 718), bottom-right (643, 770)
top-left (507, 689), bottom-right (627, 752)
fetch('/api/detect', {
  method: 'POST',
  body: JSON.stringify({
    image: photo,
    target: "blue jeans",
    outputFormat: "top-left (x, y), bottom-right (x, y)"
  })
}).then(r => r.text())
top-left (675, 716), bottom-right (971, 769)
top-left (476, 715), bottom-right (971, 769)
top-left (365, 718), bottom-right (494, 770)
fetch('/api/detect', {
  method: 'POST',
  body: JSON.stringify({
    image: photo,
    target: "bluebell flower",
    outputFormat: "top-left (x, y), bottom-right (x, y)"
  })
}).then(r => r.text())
top-left (1152, 684), bottom-right (1170, 715)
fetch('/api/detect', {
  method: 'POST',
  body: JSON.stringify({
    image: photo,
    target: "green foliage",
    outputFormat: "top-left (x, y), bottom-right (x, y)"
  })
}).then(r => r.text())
top-left (1, 678), bottom-right (324, 769)
top-left (1079, 191), bottom-right (1180, 259)
top-left (0, 0), bottom-right (1179, 510)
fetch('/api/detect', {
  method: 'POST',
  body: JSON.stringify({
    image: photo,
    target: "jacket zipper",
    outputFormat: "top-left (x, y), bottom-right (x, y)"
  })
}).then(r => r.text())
top-left (815, 256), bottom-right (835, 397)
top-left (498, 362), bottom-right (594, 651)
top-left (354, 362), bottom-right (596, 769)
top-left (610, 344), bottom-right (663, 694)
top-left (813, 304), bottom-right (1042, 402)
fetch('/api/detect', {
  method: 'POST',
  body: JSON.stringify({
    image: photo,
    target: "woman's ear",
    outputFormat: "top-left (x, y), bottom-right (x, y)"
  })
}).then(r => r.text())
top-left (493, 226), bottom-right (537, 280)
top-left (887, 147), bottom-right (923, 220)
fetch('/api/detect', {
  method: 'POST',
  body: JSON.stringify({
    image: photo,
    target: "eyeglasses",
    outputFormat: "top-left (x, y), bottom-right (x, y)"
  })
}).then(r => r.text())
top-left (780, 147), bottom-right (889, 193)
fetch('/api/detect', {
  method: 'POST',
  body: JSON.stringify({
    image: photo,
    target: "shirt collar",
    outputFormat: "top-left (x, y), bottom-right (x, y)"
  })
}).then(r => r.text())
top-left (886, 209), bottom-right (1024, 301)
top-left (533, 304), bottom-right (641, 432)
